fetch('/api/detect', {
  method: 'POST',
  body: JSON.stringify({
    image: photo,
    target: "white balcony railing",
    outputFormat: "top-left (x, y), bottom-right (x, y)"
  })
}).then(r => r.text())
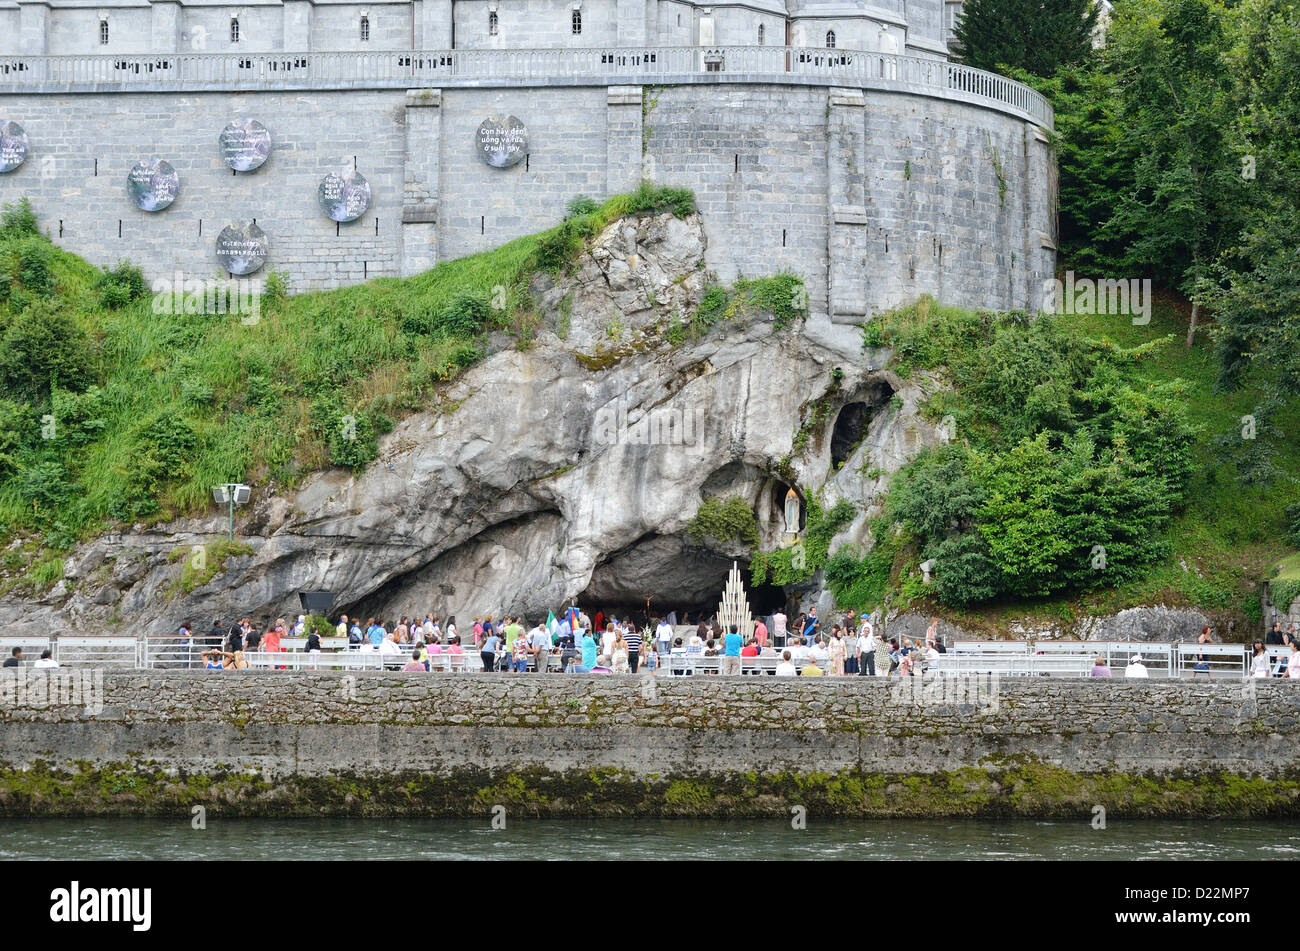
top-left (0, 47), bottom-right (1053, 128)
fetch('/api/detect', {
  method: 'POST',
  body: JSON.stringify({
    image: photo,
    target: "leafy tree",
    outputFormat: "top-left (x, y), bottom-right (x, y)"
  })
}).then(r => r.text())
top-left (972, 434), bottom-right (1073, 596)
top-left (953, 0), bottom-right (1100, 77)
top-left (1209, 0), bottom-right (1300, 391)
top-left (1010, 64), bottom-right (1132, 273)
top-left (1104, 0), bottom-right (1245, 347)
top-left (887, 444), bottom-right (985, 542)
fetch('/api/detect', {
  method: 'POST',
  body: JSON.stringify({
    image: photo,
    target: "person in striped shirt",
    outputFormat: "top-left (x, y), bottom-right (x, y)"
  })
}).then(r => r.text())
top-left (623, 625), bottom-right (643, 673)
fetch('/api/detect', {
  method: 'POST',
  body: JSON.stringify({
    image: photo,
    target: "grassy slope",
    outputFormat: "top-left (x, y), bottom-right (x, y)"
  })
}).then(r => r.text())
top-left (927, 292), bottom-right (1300, 636)
top-left (0, 187), bottom-right (700, 589)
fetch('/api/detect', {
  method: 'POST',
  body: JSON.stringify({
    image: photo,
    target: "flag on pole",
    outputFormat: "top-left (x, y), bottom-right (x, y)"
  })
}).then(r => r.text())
top-left (546, 610), bottom-right (558, 636)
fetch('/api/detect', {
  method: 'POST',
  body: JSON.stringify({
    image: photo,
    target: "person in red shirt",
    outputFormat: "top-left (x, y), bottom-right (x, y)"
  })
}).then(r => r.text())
top-left (741, 638), bottom-right (759, 658)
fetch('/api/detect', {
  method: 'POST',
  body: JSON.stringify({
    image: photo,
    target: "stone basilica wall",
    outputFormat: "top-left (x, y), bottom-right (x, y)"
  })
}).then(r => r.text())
top-left (0, 78), bottom-right (1053, 320)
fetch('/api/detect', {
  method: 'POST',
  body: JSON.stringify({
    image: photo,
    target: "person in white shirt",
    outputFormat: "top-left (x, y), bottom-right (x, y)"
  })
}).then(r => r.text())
top-left (775, 650), bottom-right (796, 676)
top-left (1124, 654), bottom-right (1149, 679)
top-left (811, 640), bottom-right (830, 664)
top-left (530, 624), bottom-right (552, 673)
top-left (772, 611), bottom-right (788, 648)
top-left (788, 638), bottom-right (808, 667)
top-left (601, 625), bottom-right (616, 658)
top-left (33, 649), bottom-right (59, 669)
top-left (656, 618), bottom-right (674, 655)
top-left (859, 620), bottom-right (877, 676)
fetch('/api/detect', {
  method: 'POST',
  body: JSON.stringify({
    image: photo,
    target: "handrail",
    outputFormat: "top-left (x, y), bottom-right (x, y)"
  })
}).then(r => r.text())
top-left (0, 46), bottom-right (1053, 129)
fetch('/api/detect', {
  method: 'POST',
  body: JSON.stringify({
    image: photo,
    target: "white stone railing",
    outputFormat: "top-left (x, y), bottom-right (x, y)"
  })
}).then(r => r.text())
top-left (0, 47), bottom-right (1053, 128)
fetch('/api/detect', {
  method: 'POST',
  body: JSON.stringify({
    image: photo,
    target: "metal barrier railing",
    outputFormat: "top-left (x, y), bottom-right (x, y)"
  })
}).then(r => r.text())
top-left (4, 634), bottom-right (1294, 678)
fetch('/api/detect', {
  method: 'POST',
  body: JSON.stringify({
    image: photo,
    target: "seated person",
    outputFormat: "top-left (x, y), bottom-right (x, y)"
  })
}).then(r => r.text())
top-left (801, 655), bottom-right (825, 677)
top-left (775, 650), bottom-right (796, 677)
top-left (591, 655), bottom-right (613, 674)
top-left (787, 637), bottom-right (808, 667)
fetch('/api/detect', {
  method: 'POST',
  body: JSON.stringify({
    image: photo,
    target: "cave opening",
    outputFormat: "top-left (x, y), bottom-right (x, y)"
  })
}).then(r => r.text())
top-left (831, 402), bottom-right (867, 468)
top-left (574, 573), bottom-right (791, 628)
top-left (575, 537), bottom-right (794, 627)
top-left (831, 380), bottom-right (895, 468)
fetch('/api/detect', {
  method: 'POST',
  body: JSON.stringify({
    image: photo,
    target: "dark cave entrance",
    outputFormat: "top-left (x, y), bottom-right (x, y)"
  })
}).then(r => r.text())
top-left (831, 380), bottom-right (894, 468)
top-left (574, 535), bottom-right (794, 627)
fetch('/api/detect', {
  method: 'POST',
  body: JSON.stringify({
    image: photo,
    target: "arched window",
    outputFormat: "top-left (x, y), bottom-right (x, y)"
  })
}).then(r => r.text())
top-left (489, 11), bottom-right (498, 36)
top-left (826, 30), bottom-right (836, 48)
top-left (572, 9), bottom-right (582, 34)
top-left (360, 16), bottom-right (370, 41)
top-left (230, 18), bottom-right (240, 43)
top-left (99, 19), bottom-right (109, 44)
top-left (758, 24), bottom-right (765, 45)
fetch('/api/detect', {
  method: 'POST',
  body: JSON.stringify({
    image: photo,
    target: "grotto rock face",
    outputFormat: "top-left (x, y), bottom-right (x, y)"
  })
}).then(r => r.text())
top-left (1, 211), bottom-right (944, 635)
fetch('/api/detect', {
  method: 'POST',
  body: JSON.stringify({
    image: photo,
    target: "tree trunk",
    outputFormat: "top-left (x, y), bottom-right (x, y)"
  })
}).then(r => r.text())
top-left (1185, 300), bottom-right (1199, 348)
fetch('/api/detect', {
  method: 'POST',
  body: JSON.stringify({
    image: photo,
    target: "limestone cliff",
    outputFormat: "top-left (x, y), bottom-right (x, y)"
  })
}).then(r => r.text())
top-left (2, 212), bottom-right (944, 635)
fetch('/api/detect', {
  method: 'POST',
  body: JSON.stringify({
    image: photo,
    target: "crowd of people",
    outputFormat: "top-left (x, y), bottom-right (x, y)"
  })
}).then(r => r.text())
top-left (174, 606), bottom-right (955, 676)
top-left (172, 608), bottom-right (1300, 678)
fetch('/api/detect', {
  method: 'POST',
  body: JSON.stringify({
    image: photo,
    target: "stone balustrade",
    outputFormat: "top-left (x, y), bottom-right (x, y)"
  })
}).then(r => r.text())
top-left (0, 46), bottom-right (1053, 128)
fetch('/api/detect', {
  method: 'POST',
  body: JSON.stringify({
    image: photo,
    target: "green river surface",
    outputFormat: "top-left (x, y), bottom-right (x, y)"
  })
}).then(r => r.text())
top-left (1, 817), bottom-right (1296, 860)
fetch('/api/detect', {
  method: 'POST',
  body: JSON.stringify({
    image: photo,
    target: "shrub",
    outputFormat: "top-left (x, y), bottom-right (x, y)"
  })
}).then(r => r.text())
top-left (565, 195), bottom-right (599, 218)
top-left (0, 397), bottom-right (36, 477)
top-left (0, 300), bottom-right (96, 398)
top-left (861, 322), bottom-right (885, 348)
top-left (886, 444), bottom-right (984, 542)
top-left (96, 260), bottom-right (148, 309)
top-left (621, 182), bottom-right (695, 218)
top-left (50, 385), bottom-right (108, 447)
top-left (137, 413), bottom-right (199, 473)
top-left (262, 271), bottom-right (289, 311)
top-left (14, 237), bottom-right (54, 299)
top-left (435, 290), bottom-right (492, 337)
top-left (0, 197), bottom-right (39, 240)
top-left (1286, 503), bottom-right (1300, 548)
top-left (312, 396), bottom-right (393, 470)
top-left (687, 496), bottom-right (760, 548)
top-left (18, 460), bottom-right (74, 511)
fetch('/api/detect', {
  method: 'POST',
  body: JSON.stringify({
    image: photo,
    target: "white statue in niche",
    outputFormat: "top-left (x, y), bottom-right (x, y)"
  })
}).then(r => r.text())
top-left (784, 487), bottom-right (801, 538)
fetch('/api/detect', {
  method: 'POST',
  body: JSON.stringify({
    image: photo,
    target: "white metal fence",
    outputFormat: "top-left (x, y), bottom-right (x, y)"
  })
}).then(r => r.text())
top-left (0, 47), bottom-right (1053, 128)
top-left (4, 633), bottom-right (1296, 679)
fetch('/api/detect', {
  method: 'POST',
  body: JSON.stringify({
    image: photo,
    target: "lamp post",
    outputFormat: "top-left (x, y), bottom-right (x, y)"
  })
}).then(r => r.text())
top-left (212, 482), bottom-right (251, 541)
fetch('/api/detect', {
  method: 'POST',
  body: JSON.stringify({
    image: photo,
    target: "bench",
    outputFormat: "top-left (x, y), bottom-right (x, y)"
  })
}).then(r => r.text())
top-left (0, 635), bottom-right (52, 668)
top-left (53, 635), bottom-right (139, 667)
top-left (1176, 642), bottom-right (1247, 678)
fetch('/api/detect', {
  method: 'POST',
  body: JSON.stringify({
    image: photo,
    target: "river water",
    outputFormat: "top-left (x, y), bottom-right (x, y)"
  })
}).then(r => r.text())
top-left (2, 817), bottom-right (1296, 860)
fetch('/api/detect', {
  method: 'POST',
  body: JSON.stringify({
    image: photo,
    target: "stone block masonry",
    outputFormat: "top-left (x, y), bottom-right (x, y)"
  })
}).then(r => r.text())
top-left (2, 672), bottom-right (1299, 818)
top-left (0, 79), bottom-right (1053, 318)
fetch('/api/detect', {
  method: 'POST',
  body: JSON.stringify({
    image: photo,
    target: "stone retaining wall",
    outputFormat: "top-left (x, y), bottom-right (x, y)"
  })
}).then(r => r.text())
top-left (2, 671), bottom-right (1298, 817)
